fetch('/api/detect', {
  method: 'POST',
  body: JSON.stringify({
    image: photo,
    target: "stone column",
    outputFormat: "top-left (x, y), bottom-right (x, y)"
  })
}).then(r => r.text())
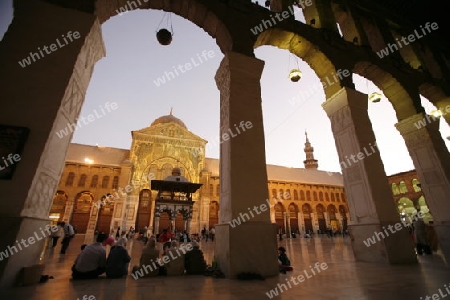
top-left (0, 0), bottom-right (104, 288)
top-left (396, 113), bottom-right (450, 264)
top-left (324, 212), bottom-right (330, 228)
top-left (153, 212), bottom-right (160, 236)
top-left (214, 51), bottom-right (278, 278)
top-left (298, 212), bottom-right (304, 234)
top-left (308, 213), bottom-right (315, 233)
top-left (322, 87), bottom-right (416, 264)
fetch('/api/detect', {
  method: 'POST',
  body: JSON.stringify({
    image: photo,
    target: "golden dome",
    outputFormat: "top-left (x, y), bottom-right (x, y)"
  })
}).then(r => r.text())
top-left (150, 111), bottom-right (187, 129)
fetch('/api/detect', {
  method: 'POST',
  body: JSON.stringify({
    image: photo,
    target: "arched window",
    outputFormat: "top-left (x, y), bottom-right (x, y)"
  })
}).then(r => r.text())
top-left (78, 174), bottom-right (87, 187)
top-left (300, 190), bottom-right (305, 200)
top-left (392, 183), bottom-right (400, 195)
top-left (272, 189), bottom-right (277, 199)
top-left (399, 181), bottom-right (408, 193)
top-left (331, 193), bottom-right (335, 202)
top-left (412, 179), bottom-right (421, 192)
top-left (90, 175), bottom-right (98, 188)
top-left (112, 176), bottom-right (119, 189)
top-left (209, 184), bottom-right (213, 196)
top-left (336, 193), bottom-right (340, 202)
top-left (313, 191), bottom-right (318, 201)
top-left (341, 193), bottom-right (346, 202)
top-left (65, 172), bottom-right (75, 187)
top-left (216, 184), bottom-right (220, 196)
top-left (279, 189), bottom-right (284, 199)
top-left (319, 192), bottom-right (323, 201)
top-left (306, 191), bottom-right (311, 201)
top-left (102, 176), bottom-right (110, 188)
top-left (294, 190), bottom-right (298, 200)
top-left (285, 189), bottom-right (291, 200)
top-left (325, 192), bottom-right (329, 201)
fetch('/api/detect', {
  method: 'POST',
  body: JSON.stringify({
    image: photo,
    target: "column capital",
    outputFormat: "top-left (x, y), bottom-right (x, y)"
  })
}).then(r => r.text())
top-left (215, 51), bottom-right (264, 91)
top-left (395, 112), bottom-right (440, 137)
top-left (322, 87), bottom-right (368, 117)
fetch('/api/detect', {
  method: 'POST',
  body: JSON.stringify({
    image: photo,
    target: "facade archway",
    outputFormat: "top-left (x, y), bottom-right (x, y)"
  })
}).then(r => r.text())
top-left (397, 197), bottom-right (415, 222)
top-left (338, 205), bottom-right (348, 232)
top-left (288, 203), bottom-right (299, 234)
top-left (71, 191), bottom-right (94, 233)
top-left (96, 199), bottom-right (114, 233)
top-left (49, 191), bottom-right (68, 223)
top-left (135, 189), bottom-right (152, 232)
top-left (274, 202), bottom-right (286, 233)
top-left (316, 204), bottom-right (326, 233)
top-left (327, 204), bottom-right (338, 231)
top-left (302, 203), bottom-right (313, 233)
top-left (209, 201), bottom-right (219, 228)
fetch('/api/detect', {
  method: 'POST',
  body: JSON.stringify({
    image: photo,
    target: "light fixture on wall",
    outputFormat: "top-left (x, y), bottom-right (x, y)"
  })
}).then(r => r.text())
top-left (156, 12), bottom-right (174, 46)
top-left (288, 52), bottom-right (302, 82)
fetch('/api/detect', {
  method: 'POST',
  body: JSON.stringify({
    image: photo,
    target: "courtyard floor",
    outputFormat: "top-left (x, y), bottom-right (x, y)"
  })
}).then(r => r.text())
top-left (4, 234), bottom-right (450, 300)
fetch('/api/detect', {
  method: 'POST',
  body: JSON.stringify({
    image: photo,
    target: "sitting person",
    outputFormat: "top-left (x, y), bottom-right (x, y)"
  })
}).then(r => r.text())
top-left (184, 241), bottom-right (206, 275)
top-left (278, 246), bottom-right (292, 274)
top-left (72, 234), bottom-right (114, 279)
top-left (131, 237), bottom-right (160, 277)
top-left (72, 244), bottom-right (87, 273)
top-left (165, 240), bottom-right (185, 276)
top-left (158, 229), bottom-right (173, 253)
top-left (106, 237), bottom-right (131, 278)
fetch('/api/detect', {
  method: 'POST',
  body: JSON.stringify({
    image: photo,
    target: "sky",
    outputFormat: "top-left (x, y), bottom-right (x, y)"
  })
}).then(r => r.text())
top-left (1, 0), bottom-right (449, 176)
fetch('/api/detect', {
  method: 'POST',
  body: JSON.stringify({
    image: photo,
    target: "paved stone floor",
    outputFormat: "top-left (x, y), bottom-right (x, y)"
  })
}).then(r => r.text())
top-left (4, 234), bottom-right (450, 300)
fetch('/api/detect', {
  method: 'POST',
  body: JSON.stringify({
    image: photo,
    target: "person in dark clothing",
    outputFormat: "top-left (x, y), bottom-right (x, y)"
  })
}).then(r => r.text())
top-left (185, 241), bottom-right (207, 275)
top-left (106, 237), bottom-right (131, 278)
top-left (278, 247), bottom-right (292, 274)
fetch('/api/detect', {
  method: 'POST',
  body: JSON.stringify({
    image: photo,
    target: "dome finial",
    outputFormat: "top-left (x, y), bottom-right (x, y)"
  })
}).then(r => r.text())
top-left (170, 107), bottom-right (173, 115)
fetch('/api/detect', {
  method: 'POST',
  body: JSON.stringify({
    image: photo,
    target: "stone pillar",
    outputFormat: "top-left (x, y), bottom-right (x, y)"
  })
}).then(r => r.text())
top-left (395, 113), bottom-right (450, 264)
top-left (311, 212), bottom-right (318, 233)
top-left (214, 51), bottom-right (278, 278)
top-left (153, 213), bottom-right (160, 236)
top-left (324, 212), bottom-right (330, 228)
top-left (84, 203), bottom-right (100, 244)
top-left (322, 87), bottom-right (416, 264)
top-left (0, 0), bottom-right (104, 288)
top-left (298, 212), bottom-right (304, 234)
top-left (186, 217), bottom-right (192, 234)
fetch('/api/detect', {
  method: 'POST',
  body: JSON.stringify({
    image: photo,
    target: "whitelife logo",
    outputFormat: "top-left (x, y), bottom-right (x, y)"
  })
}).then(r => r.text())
top-left (18, 31), bottom-right (81, 68)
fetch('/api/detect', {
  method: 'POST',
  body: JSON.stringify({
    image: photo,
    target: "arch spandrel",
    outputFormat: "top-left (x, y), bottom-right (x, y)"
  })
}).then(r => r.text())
top-left (353, 61), bottom-right (422, 121)
top-left (255, 28), bottom-right (341, 98)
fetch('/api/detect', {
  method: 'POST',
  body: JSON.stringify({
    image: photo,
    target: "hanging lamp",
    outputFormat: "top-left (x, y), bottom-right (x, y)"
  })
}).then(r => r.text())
top-left (288, 52), bottom-right (302, 82)
top-left (366, 78), bottom-right (382, 103)
top-left (156, 12), bottom-right (174, 46)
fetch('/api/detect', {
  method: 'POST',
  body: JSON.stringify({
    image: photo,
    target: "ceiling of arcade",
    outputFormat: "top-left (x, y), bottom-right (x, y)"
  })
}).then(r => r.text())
top-left (43, 0), bottom-right (450, 122)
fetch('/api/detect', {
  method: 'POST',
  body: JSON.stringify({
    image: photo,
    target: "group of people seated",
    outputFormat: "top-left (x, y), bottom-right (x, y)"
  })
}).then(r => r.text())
top-left (71, 231), bottom-right (207, 280)
top-left (72, 233), bottom-right (131, 279)
top-left (132, 237), bottom-right (207, 277)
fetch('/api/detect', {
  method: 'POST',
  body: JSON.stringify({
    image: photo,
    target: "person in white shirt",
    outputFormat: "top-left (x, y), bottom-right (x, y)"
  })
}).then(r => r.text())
top-left (60, 221), bottom-right (75, 254)
top-left (72, 233), bottom-right (115, 279)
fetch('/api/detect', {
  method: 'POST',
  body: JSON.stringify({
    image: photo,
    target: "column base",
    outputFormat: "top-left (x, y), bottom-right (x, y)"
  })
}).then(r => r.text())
top-left (349, 223), bottom-right (417, 264)
top-left (432, 224), bottom-right (450, 265)
top-left (0, 217), bottom-right (51, 289)
top-left (214, 222), bottom-right (279, 278)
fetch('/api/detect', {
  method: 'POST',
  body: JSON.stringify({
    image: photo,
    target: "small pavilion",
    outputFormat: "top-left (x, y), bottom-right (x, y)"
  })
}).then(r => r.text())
top-left (151, 167), bottom-right (202, 234)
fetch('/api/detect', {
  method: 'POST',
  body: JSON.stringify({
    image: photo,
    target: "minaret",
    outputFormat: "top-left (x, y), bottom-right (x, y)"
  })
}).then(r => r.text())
top-left (303, 131), bottom-right (318, 169)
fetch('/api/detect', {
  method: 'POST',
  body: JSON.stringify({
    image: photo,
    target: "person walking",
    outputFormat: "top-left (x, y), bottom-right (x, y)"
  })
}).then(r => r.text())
top-left (50, 222), bottom-right (64, 248)
top-left (60, 221), bottom-right (75, 254)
